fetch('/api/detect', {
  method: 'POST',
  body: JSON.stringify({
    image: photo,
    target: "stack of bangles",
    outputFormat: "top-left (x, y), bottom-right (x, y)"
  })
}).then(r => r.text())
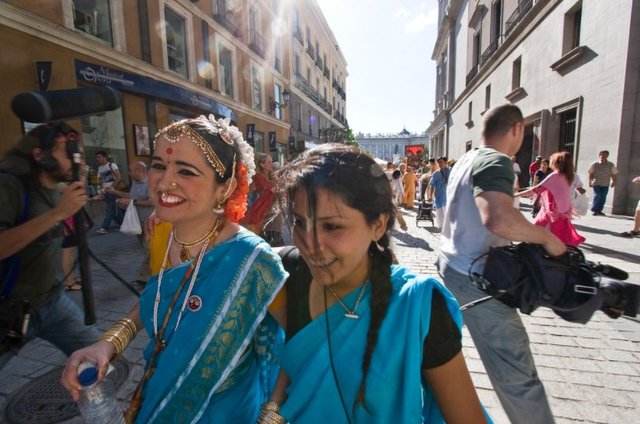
top-left (100, 317), bottom-right (138, 361)
top-left (257, 401), bottom-right (285, 424)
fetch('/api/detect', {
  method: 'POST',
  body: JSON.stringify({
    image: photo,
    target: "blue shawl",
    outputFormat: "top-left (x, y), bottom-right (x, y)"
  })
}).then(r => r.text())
top-left (280, 265), bottom-right (463, 423)
top-left (137, 230), bottom-right (287, 423)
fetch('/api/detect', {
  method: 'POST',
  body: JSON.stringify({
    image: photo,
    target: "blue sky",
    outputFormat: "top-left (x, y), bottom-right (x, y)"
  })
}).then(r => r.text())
top-left (317, 0), bottom-right (439, 136)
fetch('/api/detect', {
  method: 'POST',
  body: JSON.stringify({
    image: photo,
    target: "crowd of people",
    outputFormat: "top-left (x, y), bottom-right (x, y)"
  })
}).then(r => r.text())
top-left (0, 103), bottom-right (637, 423)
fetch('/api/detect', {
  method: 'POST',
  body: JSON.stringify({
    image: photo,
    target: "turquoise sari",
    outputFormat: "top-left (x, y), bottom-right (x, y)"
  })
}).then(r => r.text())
top-left (137, 229), bottom-right (287, 423)
top-left (280, 265), bottom-right (464, 423)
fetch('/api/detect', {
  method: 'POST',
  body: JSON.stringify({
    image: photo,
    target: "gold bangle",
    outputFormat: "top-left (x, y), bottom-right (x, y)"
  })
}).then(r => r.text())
top-left (100, 317), bottom-right (138, 360)
top-left (257, 401), bottom-right (285, 424)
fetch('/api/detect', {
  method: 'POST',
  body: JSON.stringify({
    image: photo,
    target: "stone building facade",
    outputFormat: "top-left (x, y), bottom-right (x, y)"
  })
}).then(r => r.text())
top-left (0, 0), bottom-right (347, 180)
top-left (426, 0), bottom-right (640, 214)
top-left (357, 130), bottom-right (428, 164)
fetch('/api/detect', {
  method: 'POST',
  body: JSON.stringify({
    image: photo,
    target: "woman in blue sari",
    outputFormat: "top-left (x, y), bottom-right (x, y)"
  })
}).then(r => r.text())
top-left (258, 144), bottom-right (487, 423)
top-left (62, 116), bottom-right (287, 423)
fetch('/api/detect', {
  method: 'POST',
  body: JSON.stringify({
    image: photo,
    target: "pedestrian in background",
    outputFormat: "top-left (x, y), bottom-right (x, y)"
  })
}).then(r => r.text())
top-left (241, 152), bottom-right (275, 235)
top-left (95, 151), bottom-right (123, 234)
top-left (528, 155), bottom-right (542, 186)
top-left (402, 165), bottom-right (417, 208)
top-left (620, 176), bottom-right (640, 237)
top-left (517, 151), bottom-right (585, 246)
top-left (427, 156), bottom-right (451, 229)
top-left (587, 150), bottom-right (618, 216)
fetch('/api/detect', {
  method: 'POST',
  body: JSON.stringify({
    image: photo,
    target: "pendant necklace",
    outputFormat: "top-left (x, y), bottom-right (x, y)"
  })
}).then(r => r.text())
top-left (327, 283), bottom-right (368, 319)
top-left (153, 219), bottom-right (225, 348)
top-left (173, 218), bottom-right (221, 263)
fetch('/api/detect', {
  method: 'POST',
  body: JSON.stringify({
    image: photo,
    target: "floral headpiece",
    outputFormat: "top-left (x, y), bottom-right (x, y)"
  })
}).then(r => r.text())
top-left (153, 115), bottom-right (255, 185)
top-left (153, 115), bottom-right (256, 223)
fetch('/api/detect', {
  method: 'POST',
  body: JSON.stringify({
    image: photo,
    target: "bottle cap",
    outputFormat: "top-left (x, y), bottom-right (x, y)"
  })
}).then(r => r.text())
top-left (78, 365), bottom-right (98, 386)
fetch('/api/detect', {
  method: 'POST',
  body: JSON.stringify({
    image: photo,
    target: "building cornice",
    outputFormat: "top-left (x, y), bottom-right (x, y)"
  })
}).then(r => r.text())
top-left (307, 0), bottom-right (348, 70)
top-left (448, 0), bottom-right (558, 114)
top-left (431, 0), bottom-right (464, 60)
top-left (0, 1), bottom-right (289, 128)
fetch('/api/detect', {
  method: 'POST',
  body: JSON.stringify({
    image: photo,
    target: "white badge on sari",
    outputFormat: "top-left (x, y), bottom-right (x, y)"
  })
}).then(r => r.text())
top-left (187, 295), bottom-right (203, 312)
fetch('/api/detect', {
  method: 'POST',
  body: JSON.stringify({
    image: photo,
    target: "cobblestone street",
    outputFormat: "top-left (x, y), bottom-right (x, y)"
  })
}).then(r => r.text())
top-left (1, 204), bottom-right (639, 423)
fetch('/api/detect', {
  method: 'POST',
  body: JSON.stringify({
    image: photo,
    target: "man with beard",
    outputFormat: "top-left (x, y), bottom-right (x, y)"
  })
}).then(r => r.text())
top-left (0, 123), bottom-right (99, 369)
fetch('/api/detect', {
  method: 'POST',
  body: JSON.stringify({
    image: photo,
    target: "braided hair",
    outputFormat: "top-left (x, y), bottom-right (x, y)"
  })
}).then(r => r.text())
top-left (275, 144), bottom-right (397, 411)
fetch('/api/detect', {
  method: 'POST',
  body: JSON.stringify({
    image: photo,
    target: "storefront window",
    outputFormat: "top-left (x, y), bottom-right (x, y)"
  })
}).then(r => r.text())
top-left (81, 107), bottom-right (128, 185)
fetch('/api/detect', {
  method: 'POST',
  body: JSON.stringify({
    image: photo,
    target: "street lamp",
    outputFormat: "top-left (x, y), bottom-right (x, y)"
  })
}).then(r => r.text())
top-left (269, 89), bottom-right (290, 114)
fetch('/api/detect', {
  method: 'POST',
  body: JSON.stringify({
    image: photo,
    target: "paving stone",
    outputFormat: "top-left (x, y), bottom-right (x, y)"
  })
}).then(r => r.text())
top-left (601, 348), bottom-right (640, 362)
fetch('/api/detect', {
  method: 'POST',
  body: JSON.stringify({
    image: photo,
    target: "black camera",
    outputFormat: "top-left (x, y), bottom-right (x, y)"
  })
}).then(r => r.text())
top-left (599, 277), bottom-right (640, 318)
top-left (471, 243), bottom-right (639, 323)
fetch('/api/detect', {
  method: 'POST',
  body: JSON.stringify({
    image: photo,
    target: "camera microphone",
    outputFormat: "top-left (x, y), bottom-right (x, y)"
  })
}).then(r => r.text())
top-left (11, 86), bottom-right (122, 123)
top-left (592, 263), bottom-right (629, 281)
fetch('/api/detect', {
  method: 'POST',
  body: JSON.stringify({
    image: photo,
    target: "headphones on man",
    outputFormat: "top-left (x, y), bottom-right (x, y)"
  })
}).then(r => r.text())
top-left (37, 123), bottom-right (79, 172)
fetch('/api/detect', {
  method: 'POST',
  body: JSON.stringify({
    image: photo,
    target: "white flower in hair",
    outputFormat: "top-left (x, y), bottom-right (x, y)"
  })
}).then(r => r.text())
top-left (202, 115), bottom-right (256, 185)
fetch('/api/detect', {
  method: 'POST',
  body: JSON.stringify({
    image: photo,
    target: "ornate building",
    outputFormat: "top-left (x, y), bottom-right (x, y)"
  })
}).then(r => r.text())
top-left (357, 129), bottom-right (428, 164)
top-left (426, 0), bottom-right (640, 214)
top-left (0, 0), bottom-right (348, 179)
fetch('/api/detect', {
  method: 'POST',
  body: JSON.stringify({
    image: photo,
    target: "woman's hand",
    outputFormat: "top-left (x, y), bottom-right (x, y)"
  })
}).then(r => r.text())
top-left (61, 340), bottom-right (115, 401)
top-left (144, 210), bottom-right (160, 241)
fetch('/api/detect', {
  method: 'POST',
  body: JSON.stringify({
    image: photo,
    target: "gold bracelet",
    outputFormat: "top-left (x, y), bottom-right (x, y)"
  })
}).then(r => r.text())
top-left (258, 410), bottom-right (286, 424)
top-left (257, 401), bottom-right (285, 424)
top-left (100, 317), bottom-right (138, 360)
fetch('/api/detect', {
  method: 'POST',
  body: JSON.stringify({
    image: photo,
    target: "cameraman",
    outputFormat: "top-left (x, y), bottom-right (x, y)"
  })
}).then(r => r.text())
top-left (437, 104), bottom-right (566, 424)
top-left (0, 123), bottom-right (99, 370)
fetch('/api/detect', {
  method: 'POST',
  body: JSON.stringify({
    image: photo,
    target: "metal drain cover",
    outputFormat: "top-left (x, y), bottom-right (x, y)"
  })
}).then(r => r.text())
top-left (4, 359), bottom-right (130, 424)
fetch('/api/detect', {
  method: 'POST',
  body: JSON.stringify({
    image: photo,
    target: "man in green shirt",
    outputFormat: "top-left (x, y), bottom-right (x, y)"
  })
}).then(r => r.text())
top-left (0, 123), bottom-right (99, 369)
top-left (438, 104), bottom-right (566, 423)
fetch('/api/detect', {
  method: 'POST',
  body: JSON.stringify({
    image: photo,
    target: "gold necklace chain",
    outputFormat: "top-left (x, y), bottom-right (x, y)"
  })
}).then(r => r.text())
top-left (327, 284), bottom-right (367, 319)
top-left (173, 218), bottom-right (224, 263)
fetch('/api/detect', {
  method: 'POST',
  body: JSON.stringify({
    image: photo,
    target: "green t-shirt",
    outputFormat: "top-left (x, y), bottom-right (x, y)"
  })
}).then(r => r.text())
top-left (0, 174), bottom-right (64, 308)
top-left (472, 147), bottom-right (515, 197)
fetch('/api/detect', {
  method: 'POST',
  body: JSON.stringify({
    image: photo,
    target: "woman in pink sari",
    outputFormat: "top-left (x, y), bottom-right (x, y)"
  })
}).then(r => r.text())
top-left (517, 151), bottom-right (585, 246)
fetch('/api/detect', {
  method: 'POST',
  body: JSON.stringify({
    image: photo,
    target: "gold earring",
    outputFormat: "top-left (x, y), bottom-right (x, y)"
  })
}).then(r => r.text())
top-left (212, 198), bottom-right (225, 215)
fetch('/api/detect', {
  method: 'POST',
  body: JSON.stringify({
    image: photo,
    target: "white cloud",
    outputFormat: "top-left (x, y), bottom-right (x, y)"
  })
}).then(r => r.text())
top-left (395, 8), bottom-right (410, 18)
top-left (404, 9), bottom-right (438, 33)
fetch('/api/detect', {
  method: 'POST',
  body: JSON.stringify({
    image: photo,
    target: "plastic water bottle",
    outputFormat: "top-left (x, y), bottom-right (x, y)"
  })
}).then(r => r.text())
top-left (77, 363), bottom-right (125, 424)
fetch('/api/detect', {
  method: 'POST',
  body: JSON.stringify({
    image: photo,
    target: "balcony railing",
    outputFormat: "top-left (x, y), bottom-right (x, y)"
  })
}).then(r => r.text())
top-left (505, 0), bottom-right (533, 38)
top-left (315, 57), bottom-right (323, 70)
top-left (306, 45), bottom-right (315, 58)
top-left (480, 37), bottom-right (500, 67)
top-left (323, 66), bottom-right (330, 79)
top-left (466, 64), bottom-right (479, 86)
top-left (293, 25), bottom-right (304, 45)
top-left (213, 0), bottom-right (241, 38)
top-left (294, 73), bottom-right (310, 96)
top-left (248, 29), bottom-right (265, 58)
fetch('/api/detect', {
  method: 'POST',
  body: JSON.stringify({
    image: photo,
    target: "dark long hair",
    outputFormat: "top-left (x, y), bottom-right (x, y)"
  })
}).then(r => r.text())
top-left (275, 144), bottom-right (396, 410)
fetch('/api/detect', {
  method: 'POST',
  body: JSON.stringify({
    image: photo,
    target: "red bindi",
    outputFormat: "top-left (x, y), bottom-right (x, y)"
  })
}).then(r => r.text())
top-left (166, 147), bottom-right (173, 155)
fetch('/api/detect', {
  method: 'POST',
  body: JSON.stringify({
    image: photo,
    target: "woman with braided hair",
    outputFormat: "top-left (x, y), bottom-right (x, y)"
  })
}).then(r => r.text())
top-left (258, 144), bottom-right (487, 423)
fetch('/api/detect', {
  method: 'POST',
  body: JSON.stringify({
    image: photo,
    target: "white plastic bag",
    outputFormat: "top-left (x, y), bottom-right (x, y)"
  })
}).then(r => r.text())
top-left (574, 194), bottom-right (589, 216)
top-left (120, 201), bottom-right (142, 235)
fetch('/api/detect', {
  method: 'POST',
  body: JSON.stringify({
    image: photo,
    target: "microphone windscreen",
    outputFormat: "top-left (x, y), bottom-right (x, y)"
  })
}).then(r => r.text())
top-left (596, 264), bottom-right (629, 281)
top-left (11, 86), bottom-right (122, 123)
